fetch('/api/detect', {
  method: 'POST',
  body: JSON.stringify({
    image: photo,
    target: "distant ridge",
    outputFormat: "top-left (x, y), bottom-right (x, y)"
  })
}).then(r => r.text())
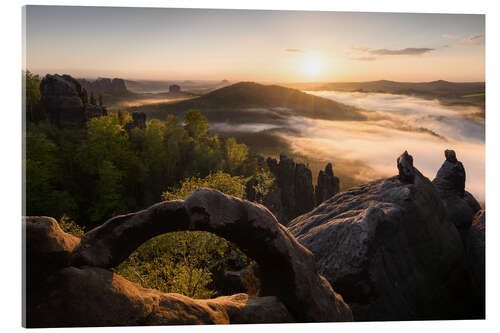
top-left (141, 81), bottom-right (367, 122)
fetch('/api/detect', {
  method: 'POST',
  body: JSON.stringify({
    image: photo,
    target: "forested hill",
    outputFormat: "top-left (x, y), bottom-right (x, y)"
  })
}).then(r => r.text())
top-left (129, 82), bottom-right (367, 122)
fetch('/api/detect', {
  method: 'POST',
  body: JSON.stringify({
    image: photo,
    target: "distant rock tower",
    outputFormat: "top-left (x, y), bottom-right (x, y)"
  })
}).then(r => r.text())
top-left (169, 84), bottom-right (181, 93)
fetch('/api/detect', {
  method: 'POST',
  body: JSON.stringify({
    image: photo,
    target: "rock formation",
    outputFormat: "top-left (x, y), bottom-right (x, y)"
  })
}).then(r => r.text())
top-left (288, 150), bottom-right (481, 321)
top-left (25, 189), bottom-right (352, 327)
top-left (432, 150), bottom-right (481, 237)
top-left (464, 210), bottom-right (485, 317)
top-left (249, 154), bottom-right (339, 223)
top-left (124, 112), bottom-right (147, 131)
top-left (40, 74), bottom-right (107, 126)
top-left (315, 163), bottom-right (340, 205)
top-left (79, 77), bottom-right (130, 96)
top-left (169, 84), bottom-right (181, 93)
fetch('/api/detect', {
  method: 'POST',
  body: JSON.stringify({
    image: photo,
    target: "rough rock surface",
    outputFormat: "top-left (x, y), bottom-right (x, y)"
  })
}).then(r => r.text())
top-left (26, 190), bottom-right (352, 327)
top-left (40, 74), bottom-right (107, 126)
top-left (432, 150), bottom-right (480, 235)
top-left (289, 151), bottom-right (478, 321)
top-left (315, 163), bottom-right (340, 205)
top-left (465, 210), bottom-right (485, 317)
top-left (24, 217), bottom-right (81, 326)
top-left (31, 266), bottom-right (293, 327)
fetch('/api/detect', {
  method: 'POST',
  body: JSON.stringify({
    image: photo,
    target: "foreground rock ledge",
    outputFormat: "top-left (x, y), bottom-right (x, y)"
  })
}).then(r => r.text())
top-left (289, 151), bottom-right (482, 321)
top-left (25, 189), bottom-right (352, 327)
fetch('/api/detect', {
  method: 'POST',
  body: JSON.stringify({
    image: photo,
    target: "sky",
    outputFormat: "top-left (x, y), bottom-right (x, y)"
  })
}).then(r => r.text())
top-left (24, 6), bottom-right (485, 82)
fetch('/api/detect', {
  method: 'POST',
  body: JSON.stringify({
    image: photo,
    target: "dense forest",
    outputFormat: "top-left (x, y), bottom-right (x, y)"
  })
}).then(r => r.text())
top-left (24, 72), bottom-right (271, 298)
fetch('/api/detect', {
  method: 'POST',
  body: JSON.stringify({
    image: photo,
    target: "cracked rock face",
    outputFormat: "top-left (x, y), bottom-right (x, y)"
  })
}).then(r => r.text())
top-left (289, 151), bottom-right (479, 321)
top-left (25, 190), bottom-right (352, 327)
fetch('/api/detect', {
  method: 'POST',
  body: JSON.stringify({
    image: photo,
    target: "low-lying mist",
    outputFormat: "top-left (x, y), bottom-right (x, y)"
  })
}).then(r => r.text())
top-left (211, 91), bottom-right (485, 202)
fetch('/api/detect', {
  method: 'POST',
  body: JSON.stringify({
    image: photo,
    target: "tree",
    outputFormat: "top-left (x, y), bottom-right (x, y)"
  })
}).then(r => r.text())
top-left (98, 94), bottom-right (103, 106)
top-left (90, 92), bottom-right (96, 105)
top-left (224, 137), bottom-right (249, 174)
top-left (184, 109), bottom-right (209, 140)
top-left (24, 71), bottom-right (42, 121)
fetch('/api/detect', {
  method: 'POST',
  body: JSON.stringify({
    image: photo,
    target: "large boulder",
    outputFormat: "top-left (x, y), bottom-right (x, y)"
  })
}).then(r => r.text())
top-left (289, 151), bottom-right (478, 321)
top-left (26, 190), bottom-right (352, 327)
top-left (40, 74), bottom-right (107, 126)
top-left (432, 150), bottom-right (481, 237)
top-left (40, 74), bottom-right (86, 126)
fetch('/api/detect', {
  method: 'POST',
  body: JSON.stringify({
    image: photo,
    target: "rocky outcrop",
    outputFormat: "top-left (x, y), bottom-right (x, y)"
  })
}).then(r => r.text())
top-left (315, 163), bottom-right (340, 205)
top-left (465, 210), bottom-right (485, 317)
top-left (246, 155), bottom-right (340, 223)
top-left (40, 74), bottom-right (107, 126)
top-left (79, 77), bottom-right (131, 96)
top-left (289, 151), bottom-right (480, 321)
top-left (124, 112), bottom-right (146, 131)
top-left (25, 190), bottom-right (352, 327)
top-left (432, 150), bottom-right (480, 237)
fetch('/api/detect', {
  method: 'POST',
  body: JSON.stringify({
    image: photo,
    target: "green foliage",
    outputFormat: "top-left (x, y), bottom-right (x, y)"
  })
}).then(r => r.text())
top-left (224, 137), bottom-right (249, 174)
top-left (26, 109), bottom-right (258, 298)
top-left (59, 215), bottom-right (85, 237)
top-left (24, 71), bottom-right (41, 110)
top-left (162, 171), bottom-right (246, 201)
top-left (250, 169), bottom-right (275, 204)
top-left (116, 172), bottom-right (252, 298)
top-left (184, 109), bottom-right (209, 140)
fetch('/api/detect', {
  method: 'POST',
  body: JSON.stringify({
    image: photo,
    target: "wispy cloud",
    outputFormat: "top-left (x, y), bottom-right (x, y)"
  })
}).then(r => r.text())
top-left (462, 34), bottom-right (484, 45)
top-left (284, 48), bottom-right (303, 53)
top-left (368, 48), bottom-right (435, 55)
top-left (350, 56), bottom-right (377, 61)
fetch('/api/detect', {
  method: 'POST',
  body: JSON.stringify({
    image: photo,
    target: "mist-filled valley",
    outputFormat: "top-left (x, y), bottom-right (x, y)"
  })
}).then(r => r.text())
top-left (150, 87), bottom-right (485, 202)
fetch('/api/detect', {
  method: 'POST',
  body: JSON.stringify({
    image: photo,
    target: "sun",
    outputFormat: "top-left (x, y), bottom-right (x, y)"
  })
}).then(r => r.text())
top-left (302, 54), bottom-right (322, 77)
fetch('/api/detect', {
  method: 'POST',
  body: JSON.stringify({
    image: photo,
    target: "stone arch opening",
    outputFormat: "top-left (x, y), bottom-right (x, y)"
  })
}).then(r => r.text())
top-left (71, 188), bottom-right (351, 322)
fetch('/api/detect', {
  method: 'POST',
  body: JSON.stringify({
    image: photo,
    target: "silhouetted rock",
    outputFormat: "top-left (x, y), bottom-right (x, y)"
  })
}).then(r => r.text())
top-left (315, 163), bottom-right (340, 205)
top-left (40, 74), bottom-right (86, 126)
top-left (26, 190), bottom-right (352, 327)
top-left (464, 210), bottom-right (485, 317)
top-left (432, 150), bottom-right (479, 235)
top-left (40, 74), bottom-right (107, 126)
top-left (125, 112), bottom-right (146, 131)
top-left (79, 77), bottom-right (130, 96)
top-left (264, 155), bottom-right (314, 220)
top-left (397, 150), bottom-right (415, 183)
top-left (24, 216), bottom-right (81, 326)
top-left (289, 151), bottom-right (478, 321)
top-left (169, 84), bottom-right (181, 93)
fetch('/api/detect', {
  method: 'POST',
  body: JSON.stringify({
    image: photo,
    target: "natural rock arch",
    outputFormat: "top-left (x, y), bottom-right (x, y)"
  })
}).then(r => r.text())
top-left (71, 189), bottom-right (352, 323)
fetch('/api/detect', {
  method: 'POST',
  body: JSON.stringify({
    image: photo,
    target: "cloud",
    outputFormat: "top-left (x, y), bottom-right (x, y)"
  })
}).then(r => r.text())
top-left (442, 34), bottom-right (458, 39)
top-left (351, 46), bottom-right (370, 52)
top-left (468, 34), bottom-right (484, 41)
top-left (462, 34), bottom-right (484, 45)
top-left (368, 48), bottom-right (435, 55)
top-left (284, 48), bottom-right (303, 52)
top-left (350, 56), bottom-right (377, 61)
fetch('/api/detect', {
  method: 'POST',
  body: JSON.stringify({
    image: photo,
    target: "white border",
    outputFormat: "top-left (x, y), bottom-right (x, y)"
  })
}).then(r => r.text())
top-left (2, 1), bottom-right (499, 332)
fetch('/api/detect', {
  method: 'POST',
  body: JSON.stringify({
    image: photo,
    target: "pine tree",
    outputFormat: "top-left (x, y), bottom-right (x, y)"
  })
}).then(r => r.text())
top-left (90, 92), bottom-right (96, 105)
top-left (98, 94), bottom-right (103, 106)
